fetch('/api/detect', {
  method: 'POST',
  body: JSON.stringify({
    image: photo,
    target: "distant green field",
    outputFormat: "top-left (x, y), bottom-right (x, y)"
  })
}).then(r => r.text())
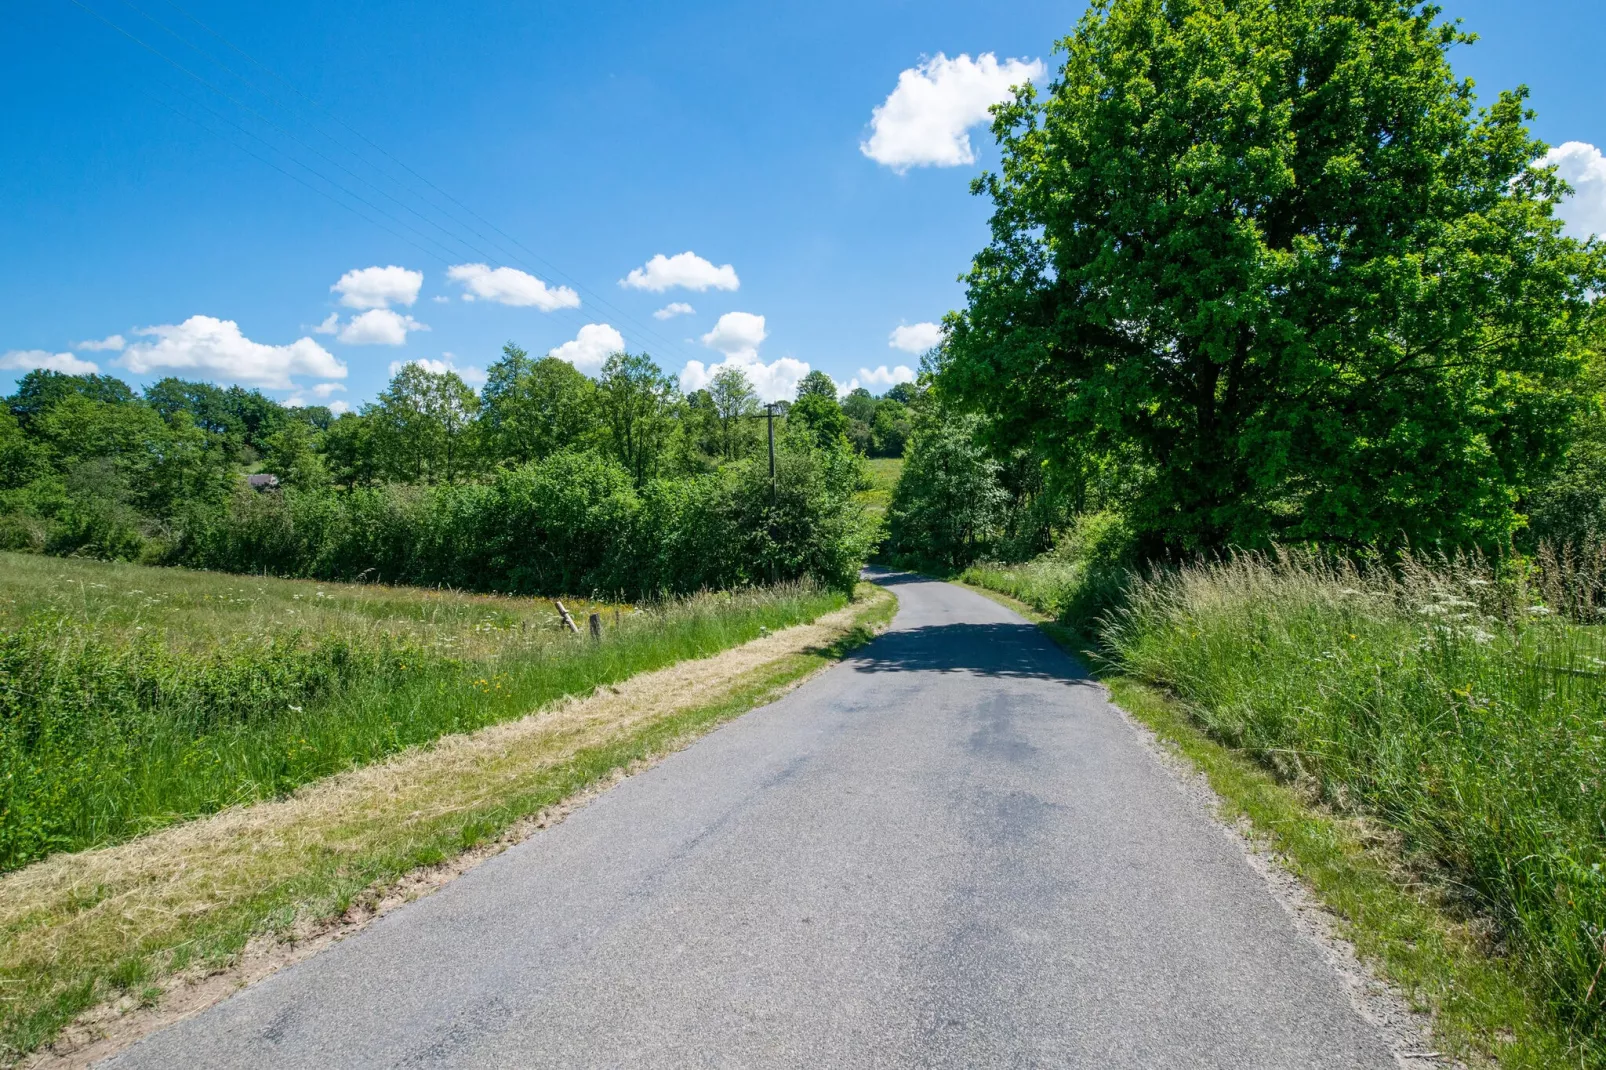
top-left (857, 457), bottom-right (903, 519)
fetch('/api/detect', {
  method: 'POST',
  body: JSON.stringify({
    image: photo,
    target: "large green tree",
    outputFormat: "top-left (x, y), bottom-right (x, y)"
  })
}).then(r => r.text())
top-left (708, 365), bottom-right (760, 460)
top-left (480, 343), bottom-right (598, 465)
top-left (598, 351), bottom-right (678, 484)
top-left (943, 0), bottom-right (1603, 553)
top-left (371, 363), bottom-right (481, 483)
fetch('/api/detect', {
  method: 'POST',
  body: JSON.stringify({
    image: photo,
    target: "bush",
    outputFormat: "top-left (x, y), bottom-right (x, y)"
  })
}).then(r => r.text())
top-left (888, 412), bottom-right (1008, 570)
top-left (961, 510), bottom-right (1134, 630)
top-left (186, 448), bottom-right (871, 598)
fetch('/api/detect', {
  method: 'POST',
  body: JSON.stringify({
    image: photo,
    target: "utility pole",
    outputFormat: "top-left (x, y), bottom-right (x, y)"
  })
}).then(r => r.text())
top-left (765, 402), bottom-right (777, 508)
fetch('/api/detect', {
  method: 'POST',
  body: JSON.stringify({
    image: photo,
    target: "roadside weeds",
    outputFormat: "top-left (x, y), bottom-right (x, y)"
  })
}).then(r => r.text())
top-left (963, 581), bottom-right (1574, 1070)
top-left (3, 583), bottom-right (897, 1068)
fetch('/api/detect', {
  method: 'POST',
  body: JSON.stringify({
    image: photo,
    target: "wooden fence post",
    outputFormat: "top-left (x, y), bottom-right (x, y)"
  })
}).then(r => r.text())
top-left (588, 612), bottom-right (602, 640)
top-left (554, 600), bottom-right (579, 634)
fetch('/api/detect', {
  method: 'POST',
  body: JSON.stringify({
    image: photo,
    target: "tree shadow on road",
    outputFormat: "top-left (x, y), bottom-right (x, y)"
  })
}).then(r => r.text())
top-left (844, 622), bottom-right (1093, 682)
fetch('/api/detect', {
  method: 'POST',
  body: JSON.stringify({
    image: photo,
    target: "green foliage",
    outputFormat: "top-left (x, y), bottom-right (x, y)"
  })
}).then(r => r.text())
top-left (259, 420), bottom-right (330, 489)
top-left (1527, 350), bottom-right (1606, 547)
top-left (869, 399), bottom-right (911, 457)
top-left (788, 391), bottom-right (847, 450)
top-left (962, 510), bottom-right (1135, 626)
top-left (6, 370), bottom-right (135, 426)
top-left (887, 410), bottom-right (1008, 568)
top-left (371, 362), bottom-right (480, 484)
top-left (189, 445), bottom-right (872, 597)
top-left (1102, 548), bottom-right (1606, 1057)
top-left (1, 345), bottom-right (871, 592)
top-left (480, 343), bottom-right (598, 465)
top-left (943, 0), bottom-right (1604, 554)
top-left (794, 369), bottom-right (837, 399)
top-left (598, 351), bottom-right (677, 484)
top-left (707, 365), bottom-right (761, 460)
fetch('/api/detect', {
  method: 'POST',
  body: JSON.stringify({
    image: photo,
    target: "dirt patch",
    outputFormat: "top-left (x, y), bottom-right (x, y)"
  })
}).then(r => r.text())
top-left (10, 592), bottom-right (891, 1069)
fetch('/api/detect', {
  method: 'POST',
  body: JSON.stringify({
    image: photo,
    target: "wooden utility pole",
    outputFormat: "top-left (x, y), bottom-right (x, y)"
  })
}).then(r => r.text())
top-left (765, 402), bottom-right (777, 508)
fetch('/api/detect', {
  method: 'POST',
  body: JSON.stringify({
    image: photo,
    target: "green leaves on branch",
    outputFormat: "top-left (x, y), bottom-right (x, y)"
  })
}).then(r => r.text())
top-left (943, 0), bottom-right (1605, 554)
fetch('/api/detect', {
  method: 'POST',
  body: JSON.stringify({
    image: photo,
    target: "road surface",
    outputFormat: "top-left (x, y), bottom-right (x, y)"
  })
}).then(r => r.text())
top-left (108, 573), bottom-right (1400, 1068)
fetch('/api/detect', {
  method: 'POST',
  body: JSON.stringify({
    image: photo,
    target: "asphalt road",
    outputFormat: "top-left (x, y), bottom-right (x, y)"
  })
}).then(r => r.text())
top-left (107, 573), bottom-right (1399, 1069)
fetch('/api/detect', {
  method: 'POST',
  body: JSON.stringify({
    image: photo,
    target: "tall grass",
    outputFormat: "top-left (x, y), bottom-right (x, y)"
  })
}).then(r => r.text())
top-left (0, 556), bottom-right (846, 873)
top-left (1101, 546), bottom-right (1606, 1054)
top-left (960, 511), bottom-right (1133, 625)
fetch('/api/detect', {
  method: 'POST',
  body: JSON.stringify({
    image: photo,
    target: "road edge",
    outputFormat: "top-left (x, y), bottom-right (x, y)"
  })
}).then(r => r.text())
top-left (958, 579), bottom-right (1560, 1070)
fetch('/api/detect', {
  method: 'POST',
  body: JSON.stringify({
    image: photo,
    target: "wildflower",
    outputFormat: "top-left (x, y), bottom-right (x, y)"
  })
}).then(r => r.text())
top-left (288, 705), bottom-right (303, 713)
top-left (1527, 606), bottom-right (1552, 616)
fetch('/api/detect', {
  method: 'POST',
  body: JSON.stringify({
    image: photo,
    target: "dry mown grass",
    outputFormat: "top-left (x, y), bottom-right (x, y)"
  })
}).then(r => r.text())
top-left (1, 584), bottom-right (895, 1066)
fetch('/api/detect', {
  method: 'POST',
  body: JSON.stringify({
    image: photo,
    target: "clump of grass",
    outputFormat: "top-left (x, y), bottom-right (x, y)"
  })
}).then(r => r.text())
top-left (1102, 546), bottom-right (1606, 1058)
top-left (961, 511), bottom-right (1133, 627)
top-left (0, 552), bottom-right (847, 873)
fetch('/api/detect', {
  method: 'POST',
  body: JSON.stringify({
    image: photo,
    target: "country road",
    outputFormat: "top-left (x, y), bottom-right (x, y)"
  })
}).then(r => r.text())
top-left (106, 572), bottom-right (1402, 1069)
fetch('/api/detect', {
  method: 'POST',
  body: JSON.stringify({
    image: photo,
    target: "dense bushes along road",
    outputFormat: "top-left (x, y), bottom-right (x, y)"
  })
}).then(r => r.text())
top-left (192, 445), bottom-right (872, 598)
top-left (1, 354), bottom-right (904, 596)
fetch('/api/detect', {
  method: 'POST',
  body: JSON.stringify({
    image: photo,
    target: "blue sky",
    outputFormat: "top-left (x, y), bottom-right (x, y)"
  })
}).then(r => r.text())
top-left (3, 0), bottom-right (1603, 409)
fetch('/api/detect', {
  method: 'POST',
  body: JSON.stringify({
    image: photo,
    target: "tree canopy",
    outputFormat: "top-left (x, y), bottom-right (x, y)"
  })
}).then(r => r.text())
top-left (942, 0), bottom-right (1604, 553)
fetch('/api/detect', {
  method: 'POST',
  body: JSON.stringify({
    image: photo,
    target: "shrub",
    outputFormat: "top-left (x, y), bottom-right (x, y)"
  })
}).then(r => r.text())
top-left (186, 447), bottom-right (870, 598)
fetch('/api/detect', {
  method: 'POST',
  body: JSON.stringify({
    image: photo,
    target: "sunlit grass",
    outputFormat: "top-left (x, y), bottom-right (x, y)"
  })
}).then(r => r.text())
top-left (0, 553), bottom-right (847, 872)
top-left (1102, 549), bottom-right (1606, 1062)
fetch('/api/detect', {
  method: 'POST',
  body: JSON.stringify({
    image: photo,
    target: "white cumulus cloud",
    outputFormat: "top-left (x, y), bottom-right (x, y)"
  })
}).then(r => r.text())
top-left (700, 311), bottom-right (768, 359)
top-left (76, 334), bottom-right (126, 352)
top-left (1540, 141), bottom-right (1606, 239)
top-left (312, 313), bottom-right (340, 335)
top-left (621, 252), bottom-right (740, 293)
top-left (680, 312), bottom-right (804, 402)
top-left (387, 356), bottom-right (487, 386)
top-left (121, 315), bottom-right (345, 389)
top-left (889, 321), bottom-right (944, 353)
top-left (448, 263), bottom-right (580, 310)
top-left (329, 400), bottom-right (351, 415)
top-left (549, 323), bottom-right (626, 375)
top-left (654, 302), bottom-right (696, 320)
top-left (338, 309), bottom-right (429, 346)
top-left (858, 364), bottom-right (917, 388)
top-left (861, 52), bottom-right (1043, 172)
top-left (1, 350), bottom-right (100, 375)
top-left (332, 265), bottom-right (423, 309)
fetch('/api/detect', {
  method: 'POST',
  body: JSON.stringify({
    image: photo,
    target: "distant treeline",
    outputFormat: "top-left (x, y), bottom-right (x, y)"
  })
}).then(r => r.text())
top-left (0, 349), bottom-right (907, 595)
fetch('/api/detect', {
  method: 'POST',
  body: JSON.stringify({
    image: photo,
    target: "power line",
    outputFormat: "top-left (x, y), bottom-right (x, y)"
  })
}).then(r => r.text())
top-left (65, 0), bottom-right (479, 268)
top-left (75, 0), bottom-right (705, 365)
top-left (152, 0), bottom-right (699, 362)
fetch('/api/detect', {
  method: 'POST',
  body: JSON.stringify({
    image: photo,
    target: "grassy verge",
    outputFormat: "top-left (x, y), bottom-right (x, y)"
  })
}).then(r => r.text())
top-left (0, 582), bottom-right (896, 1064)
top-left (962, 576), bottom-right (1583, 1069)
top-left (1, 552), bottom-right (843, 870)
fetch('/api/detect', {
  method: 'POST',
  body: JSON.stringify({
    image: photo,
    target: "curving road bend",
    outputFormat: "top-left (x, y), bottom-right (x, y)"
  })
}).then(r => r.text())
top-left (106, 572), bottom-right (1399, 1069)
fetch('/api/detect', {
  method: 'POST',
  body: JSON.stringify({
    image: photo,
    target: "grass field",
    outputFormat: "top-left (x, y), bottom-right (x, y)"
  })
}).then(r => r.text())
top-left (0, 553), bottom-right (848, 874)
top-left (856, 457), bottom-right (903, 520)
